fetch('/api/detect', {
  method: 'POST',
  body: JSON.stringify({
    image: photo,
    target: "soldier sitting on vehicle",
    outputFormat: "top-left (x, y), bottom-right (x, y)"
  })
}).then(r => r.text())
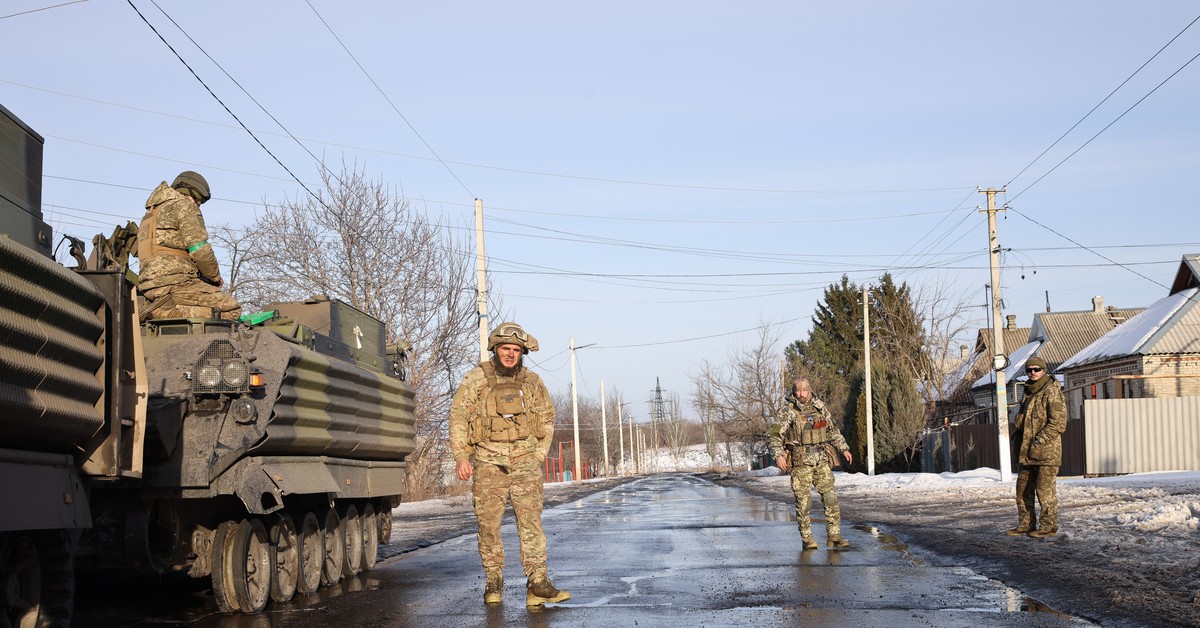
top-left (137, 171), bottom-right (240, 321)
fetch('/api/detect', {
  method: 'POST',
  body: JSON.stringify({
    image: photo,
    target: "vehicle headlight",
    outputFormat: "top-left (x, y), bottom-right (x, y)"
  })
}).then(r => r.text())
top-left (222, 361), bottom-right (248, 388)
top-left (197, 365), bottom-right (222, 388)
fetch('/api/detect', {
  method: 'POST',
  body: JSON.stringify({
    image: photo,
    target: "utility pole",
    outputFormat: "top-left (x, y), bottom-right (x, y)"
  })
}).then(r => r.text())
top-left (981, 187), bottom-right (1013, 482)
top-left (628, 408), bottom-right (637, 475)
top-left (474, 199), bottom-right (488, 361)
top-left (617, 402), bottom-right (625, 477)
top-left (863, 287), bottom-right (875, 476)
top-left (569, 337), bottom-right (582, 482)
top-left (600, 379), bottom-right (610, 478)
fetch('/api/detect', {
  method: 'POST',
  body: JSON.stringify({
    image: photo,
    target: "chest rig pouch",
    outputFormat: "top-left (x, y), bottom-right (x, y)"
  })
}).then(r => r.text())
top-left (478, 363), bottom-right (536, 443)
top-left (799, 414), bottom-right (830, 445)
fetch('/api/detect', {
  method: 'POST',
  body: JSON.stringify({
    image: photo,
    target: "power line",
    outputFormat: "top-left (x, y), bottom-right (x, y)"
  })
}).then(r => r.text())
top-left (126, 0), bottom-right (323, 204)
top-left (593, 319), bottom-right (804, 350)
top-left (304, 0), bottom-right (474, 199)
top-left (0, 0), bottom-right (86, 20)
top-left (1009, 45), bottom-right (1200, 203)
top-left (1006, 13), bottom-right (1200, 191)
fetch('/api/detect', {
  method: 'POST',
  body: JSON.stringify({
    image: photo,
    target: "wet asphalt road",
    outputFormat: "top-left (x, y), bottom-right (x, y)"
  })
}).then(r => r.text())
top-left (83, 474), bottom-right (1095, 627)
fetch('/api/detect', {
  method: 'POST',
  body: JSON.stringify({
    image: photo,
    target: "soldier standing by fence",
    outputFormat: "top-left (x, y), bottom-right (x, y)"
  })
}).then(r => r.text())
top-left (1008, 356), bottom-right (1067, 538)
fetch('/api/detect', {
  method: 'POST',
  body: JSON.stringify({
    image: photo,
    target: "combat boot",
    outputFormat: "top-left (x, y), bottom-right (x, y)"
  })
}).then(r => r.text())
top-left (1006, 515), bottom-right (1034, 536)
top-left (1028, 527), bottom-right (1058, 539)
top-left (801, 534), bottom-right (818, 550)
top-left (484, 569), bottom-right (503, 604)
top-left (526, 568), bottom-right (570, 607)
top-left (826, 535), bottom-right (850, 548)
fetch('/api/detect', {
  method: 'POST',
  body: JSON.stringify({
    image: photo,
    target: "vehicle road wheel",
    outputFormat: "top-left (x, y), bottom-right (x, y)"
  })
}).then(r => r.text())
top-left (360, 503), bottom-right (379, 572)
top-left (376, 498), bottom-right (392, 545)
top-left (1, 534), bottom-right (41, 628)
top-left (211, 521), bottom-right (239, 613)
top-left (341, 504), bottom-right (362, 577)
top-left (295, 512), bottom-right (323, 595)
top-left (231, 519), bottom-right (271, 614)
top-left (268, 514), bottom-right (298, 603)
top-left (320, 509), bottom-right (343, 586)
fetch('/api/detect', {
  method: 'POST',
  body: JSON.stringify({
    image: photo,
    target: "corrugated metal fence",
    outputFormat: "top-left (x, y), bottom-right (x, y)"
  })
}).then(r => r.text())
top-left (923, 421), bottom-right (1086, 476)
top-left (1083, 397), bottom-right (1200, 474)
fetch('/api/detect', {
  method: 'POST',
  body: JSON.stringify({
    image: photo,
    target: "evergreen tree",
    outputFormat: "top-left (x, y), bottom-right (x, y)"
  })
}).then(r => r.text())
top-left (786, 272), bottom-right (927, 471)
top-left (784, 275), bottom-right (862, 424)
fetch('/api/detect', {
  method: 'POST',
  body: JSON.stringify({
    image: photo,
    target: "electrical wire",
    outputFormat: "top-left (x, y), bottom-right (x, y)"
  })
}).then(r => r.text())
top-left (0, 0), bottom-right (86, 20)
top-left (126, 0), bottom-right (323, 205)
top-left (304, 0), bottom-right (474, 198)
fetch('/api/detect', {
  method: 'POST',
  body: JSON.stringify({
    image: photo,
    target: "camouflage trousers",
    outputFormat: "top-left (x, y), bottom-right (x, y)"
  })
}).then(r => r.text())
top-left (143, 282), bottom-right (241, 321)
top-left (790, 461), bottom-right (841, 538)
top-left (1015, 465), bottom-right (1060, 531)
top-left (472, 459), bottom-right (547, 577)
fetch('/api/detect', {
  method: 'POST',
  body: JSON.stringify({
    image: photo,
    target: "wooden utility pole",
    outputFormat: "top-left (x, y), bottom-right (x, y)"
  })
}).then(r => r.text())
top-left (981, 187), bottom-right (1013, 482)
top-left (474, 199), bottom-right (488, 361)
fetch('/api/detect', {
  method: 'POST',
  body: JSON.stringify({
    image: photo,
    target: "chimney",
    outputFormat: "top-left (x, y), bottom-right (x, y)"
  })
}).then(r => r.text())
top-left (1093, 296), bottom-right (1105, 312)
top-left (960, 344), bottom-right (968, 359)
top-left (1006, 314), bottom-right (1017, 331)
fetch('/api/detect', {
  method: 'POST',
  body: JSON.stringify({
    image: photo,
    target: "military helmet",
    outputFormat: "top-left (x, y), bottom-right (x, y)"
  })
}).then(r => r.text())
top-left (172, 170), bottom-right (211, 204)
top-left (487, 321), bottom-right (539, 354)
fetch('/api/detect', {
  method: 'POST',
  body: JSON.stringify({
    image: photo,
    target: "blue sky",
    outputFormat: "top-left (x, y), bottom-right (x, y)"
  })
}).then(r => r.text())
top-left (4, 1), bottom-right (1199, 421)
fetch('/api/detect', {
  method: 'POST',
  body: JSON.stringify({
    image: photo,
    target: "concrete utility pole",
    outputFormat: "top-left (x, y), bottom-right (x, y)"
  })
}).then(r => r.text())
top-left (863, 287), bottom-right (875, 476)
top-left (628, 407), bottom-right (637, 475)
top-left (474, 199), bottom-right (488, 361)
top-left (600, 379), bottom-right (610, 478)
top-left (617, 402), bottom-right (625, 476)
top-left (569, 337), bottom-right (582, 481)
top-left (981, 187), bottom-right (1014, 482)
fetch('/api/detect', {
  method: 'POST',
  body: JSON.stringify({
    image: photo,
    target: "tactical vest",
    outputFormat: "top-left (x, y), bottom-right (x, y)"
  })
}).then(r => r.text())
top-left (791, 404), bottom-right (831, 446)
top-left (474, 362), bottom-right (541, 443)
top-left (137, 203), bottom-right (191, 262)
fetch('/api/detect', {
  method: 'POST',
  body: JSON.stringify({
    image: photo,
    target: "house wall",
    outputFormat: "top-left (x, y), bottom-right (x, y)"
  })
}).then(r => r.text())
top-left (1063, 356), bottom-right (1141, 421)
top-left (1141, 354), bottom-right (1200, 397)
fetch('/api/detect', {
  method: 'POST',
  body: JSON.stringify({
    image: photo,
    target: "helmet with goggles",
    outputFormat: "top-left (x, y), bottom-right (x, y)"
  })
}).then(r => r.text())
top-left (487, 321), bottom-right (539, 353)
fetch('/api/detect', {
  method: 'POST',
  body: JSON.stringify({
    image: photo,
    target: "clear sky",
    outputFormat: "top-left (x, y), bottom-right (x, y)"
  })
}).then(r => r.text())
top-left (4, 1), bottom-right (1199, 422)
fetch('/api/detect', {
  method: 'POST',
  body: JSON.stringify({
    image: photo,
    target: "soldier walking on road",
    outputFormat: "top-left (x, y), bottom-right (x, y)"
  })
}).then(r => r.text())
top-left (449, 322), bottom-right (571, 607)
top-left (1008, 356), bottom-right (1067, 539)
top-left (137, 171), bottom-right (240, 320)
top-left (770, 377), bottom-right (854, 550)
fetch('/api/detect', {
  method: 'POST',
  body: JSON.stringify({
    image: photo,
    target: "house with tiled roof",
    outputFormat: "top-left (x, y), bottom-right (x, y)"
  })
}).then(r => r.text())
top-left (930, 316), bottom-right (1030, 426)
top-left (1054, 255), bottom-right (1200, 474)
top-left (1058, 254), bottom-right (1200, 418)
top-left (970, 297), bottom-right (1143, 419)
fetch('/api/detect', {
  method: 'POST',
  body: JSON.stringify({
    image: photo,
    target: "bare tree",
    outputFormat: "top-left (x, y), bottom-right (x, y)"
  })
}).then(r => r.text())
top-left (212, 162), bottom-right (478, 500)
top-left (660, 393), bottom-right (692, 469)
top-left (690, 323), bottom-right (784, 466)
top-left (692, 379), bottom-right (722, 471)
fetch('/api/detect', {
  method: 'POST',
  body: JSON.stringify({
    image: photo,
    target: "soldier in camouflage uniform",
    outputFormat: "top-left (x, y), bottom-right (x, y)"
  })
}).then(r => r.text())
top-left (137, 171), bottom-right (240, 321)
top-left (449, 322), bottom-right (570, 607)
top-left (1008, 356), bottom-right (1067, 539)
top-left (769, 377), bottom-right (854, 550)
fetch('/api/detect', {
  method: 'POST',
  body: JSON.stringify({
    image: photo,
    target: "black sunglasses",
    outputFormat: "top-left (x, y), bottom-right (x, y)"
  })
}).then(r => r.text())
top-left (1026, 367), bottom-right (1043, 373)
